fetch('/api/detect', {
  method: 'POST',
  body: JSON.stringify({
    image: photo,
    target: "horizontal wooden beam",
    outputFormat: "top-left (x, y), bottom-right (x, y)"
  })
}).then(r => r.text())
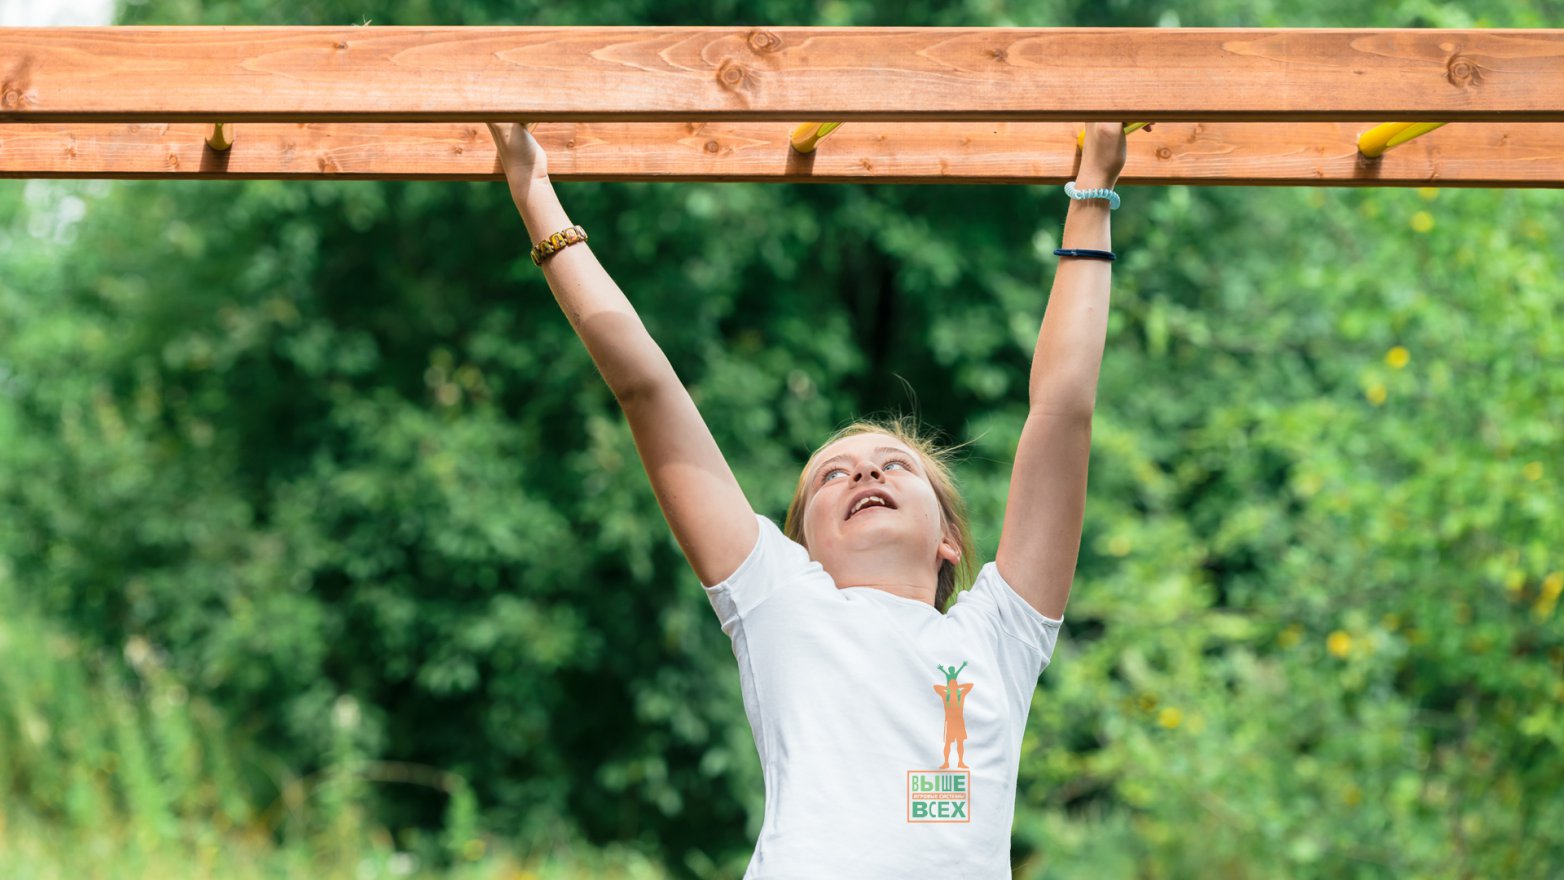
top-left (4, 122), bottom-right (1562, 187)
top-left (3, 27), bottom-right (1564, 123)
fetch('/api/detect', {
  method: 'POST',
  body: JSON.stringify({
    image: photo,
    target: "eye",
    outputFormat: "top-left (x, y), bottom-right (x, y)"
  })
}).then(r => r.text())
top-left (820, 457), bottom-right (913, 483)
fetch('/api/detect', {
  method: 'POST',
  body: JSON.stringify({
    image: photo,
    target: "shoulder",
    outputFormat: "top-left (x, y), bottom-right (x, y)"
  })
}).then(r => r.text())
top-left (950, 561), bottom-right (1063, 653)
top-left (700, 513), bottom-right (837, 630)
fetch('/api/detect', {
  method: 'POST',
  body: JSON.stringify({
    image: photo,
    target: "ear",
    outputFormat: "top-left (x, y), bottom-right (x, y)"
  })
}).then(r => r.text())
top-left (937, 534), bottom-right (961, 567)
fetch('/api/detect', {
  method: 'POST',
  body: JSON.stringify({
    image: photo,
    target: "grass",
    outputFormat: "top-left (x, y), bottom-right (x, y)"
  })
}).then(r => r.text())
top-left (0, 580), bottom-right (676, 879)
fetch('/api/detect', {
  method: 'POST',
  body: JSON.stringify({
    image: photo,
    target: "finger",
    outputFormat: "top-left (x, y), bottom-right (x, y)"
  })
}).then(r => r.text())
top-left (523, 122), bottom-right (539, 134)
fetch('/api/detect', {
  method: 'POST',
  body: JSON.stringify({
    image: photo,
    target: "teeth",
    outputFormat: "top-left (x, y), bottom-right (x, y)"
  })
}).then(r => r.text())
top-left (851, 495), bottom-right (888, 516)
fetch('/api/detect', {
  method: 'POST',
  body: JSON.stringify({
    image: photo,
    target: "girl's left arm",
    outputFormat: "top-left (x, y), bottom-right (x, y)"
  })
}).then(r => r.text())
top-left (994, 122), bottom-right (1127, 621)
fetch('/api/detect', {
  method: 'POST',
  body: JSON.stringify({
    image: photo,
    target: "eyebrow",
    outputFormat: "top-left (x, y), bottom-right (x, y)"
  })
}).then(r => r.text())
top-left (810, 446), bottom-right (917, 484)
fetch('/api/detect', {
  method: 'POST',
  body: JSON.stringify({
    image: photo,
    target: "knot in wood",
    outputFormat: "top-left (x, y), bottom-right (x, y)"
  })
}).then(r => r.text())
top-left (1446, 55), bottom-right (1482, 88)
top-left (704, 140), bottom-right (720, 153)
top-left (336, 41), bottom-right (349, 50)
top-left (747, 29), bottom-right (782, 53)
top-left (1156, 146), bottom-right (1173, 160)
top-left (1, 87), bottom-right (22, 110)
top-left (716, 60), bottom-right (749, 91)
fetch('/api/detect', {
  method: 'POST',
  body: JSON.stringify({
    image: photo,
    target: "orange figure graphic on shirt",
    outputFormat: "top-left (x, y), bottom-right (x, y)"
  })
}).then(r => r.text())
top-left (933, 661), bottom-right (973, 770)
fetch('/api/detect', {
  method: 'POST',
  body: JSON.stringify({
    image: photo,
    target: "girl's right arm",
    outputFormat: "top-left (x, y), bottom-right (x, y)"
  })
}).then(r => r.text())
top-left (487, 123), bottom-right (759, 588)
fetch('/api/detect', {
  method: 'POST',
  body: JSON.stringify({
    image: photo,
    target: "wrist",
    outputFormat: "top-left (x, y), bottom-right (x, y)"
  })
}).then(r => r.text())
top-left (510, 173), bottom-right (551, 201)
top-left (1074, 173), bottom-right (1119, 190)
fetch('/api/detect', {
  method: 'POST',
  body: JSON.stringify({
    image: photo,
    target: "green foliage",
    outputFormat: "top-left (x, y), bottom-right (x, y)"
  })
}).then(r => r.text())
top-left (0, 576), bottom-right (674, 877)
top-left (1016, 184), bottom-right (1564, 878)
top-left (2, 0), bottom-right (1562, 877)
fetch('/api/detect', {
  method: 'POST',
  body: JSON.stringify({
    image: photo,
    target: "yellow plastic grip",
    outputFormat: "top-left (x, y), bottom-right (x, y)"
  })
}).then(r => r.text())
top-left (1358, 122), bottom-right (1448, 158)
top-left (204, 122), bottom-right (234, 151)
top-left (790, 122), bottom-right (843, 153)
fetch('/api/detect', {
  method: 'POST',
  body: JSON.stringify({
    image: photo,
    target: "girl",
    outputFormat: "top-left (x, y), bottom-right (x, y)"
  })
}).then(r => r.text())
top-left (488, 120), bottom-right (1126, 878)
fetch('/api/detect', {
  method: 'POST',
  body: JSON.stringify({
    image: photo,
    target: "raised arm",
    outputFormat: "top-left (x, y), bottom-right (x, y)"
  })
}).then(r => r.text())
top-left (995, 122), bottom-right (1127, 621)
top-left (488, 123), bottom-right (758, 588)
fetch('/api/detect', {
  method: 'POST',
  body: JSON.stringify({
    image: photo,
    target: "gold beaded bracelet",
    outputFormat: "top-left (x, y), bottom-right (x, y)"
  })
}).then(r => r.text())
top-left (530, 225), bottom-right (589, 266)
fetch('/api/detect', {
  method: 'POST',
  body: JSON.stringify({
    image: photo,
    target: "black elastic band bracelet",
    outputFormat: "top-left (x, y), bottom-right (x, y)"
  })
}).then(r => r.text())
top-left (1054, 248), bottom-right (1117, 262)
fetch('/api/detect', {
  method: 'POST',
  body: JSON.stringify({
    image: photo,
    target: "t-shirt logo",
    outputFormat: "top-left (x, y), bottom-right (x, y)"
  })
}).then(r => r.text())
top-left (934, 660), bottom-right (973, 769)
top-left (906, 660), bottom-right (973, 823)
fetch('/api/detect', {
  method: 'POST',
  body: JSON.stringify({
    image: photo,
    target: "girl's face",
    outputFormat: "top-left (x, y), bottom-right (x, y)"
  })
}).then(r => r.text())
top-left (799, 432), bottom-right (960, 584)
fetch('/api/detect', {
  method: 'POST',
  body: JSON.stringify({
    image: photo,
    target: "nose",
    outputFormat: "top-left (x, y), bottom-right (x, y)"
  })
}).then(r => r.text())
top-left (853, 461), bottom-right (882, 482)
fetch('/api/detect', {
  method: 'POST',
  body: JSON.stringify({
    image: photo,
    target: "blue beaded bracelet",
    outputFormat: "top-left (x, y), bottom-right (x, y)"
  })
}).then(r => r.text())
top-left (1054, 248), bottom-right (1117, 262)
top-left (1064, 180), bottom-right (1120, 210)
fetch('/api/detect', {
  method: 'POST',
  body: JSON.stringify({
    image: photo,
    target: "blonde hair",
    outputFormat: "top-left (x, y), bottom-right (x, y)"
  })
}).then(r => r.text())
top-left (783, 415), bottom-right (978, 613)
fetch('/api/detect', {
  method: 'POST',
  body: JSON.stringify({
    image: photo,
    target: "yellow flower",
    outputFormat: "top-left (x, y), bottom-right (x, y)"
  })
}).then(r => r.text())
top-left (1278, 624), bottom-right (1303, 648)
top-left (1157, 707), bottom-right (1183, 729)
top-left (1417, 187), bottom-right (1440, 201)
top-left (1385, 346), bottom-right (1410, 369)
top-left (1523, 461), bottom-right (1543, 481)
top-left (1107, 535), bottom-right (1132, 557)
top-left (1342, 783), bottom-right (1363, 806)
top-left (1365, 383), bottom-right (1387, 406)
top-left (1410, 211), bottom-right (1435, 233)
top-left (1327, 630), bottom-right (1353, 658)
top-left (1542, 573), bottom-right (1563, 602)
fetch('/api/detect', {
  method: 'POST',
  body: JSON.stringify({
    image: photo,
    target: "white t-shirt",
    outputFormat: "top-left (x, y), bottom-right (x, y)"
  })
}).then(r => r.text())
top-left (702, 513), bottom-right (1063, 879)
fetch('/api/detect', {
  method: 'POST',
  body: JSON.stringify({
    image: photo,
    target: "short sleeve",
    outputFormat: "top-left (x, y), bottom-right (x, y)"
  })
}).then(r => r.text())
top-left (700, 513), bottom-right (817, 637)
top-left (955, 561), bottom-right (1064, 671)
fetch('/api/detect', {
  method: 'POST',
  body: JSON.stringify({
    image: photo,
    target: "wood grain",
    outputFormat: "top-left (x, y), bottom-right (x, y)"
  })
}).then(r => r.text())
top-left (3, 27), bottom-right (1563, 122)
top-left (4, 121), bottom-right (1562, 186)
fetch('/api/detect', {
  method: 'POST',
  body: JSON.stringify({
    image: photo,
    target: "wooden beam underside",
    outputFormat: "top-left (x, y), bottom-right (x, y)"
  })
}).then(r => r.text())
top-left (3, 27), bottom-right (1564, 123)
top-left (4, 122), bottom-right (1563, 187)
